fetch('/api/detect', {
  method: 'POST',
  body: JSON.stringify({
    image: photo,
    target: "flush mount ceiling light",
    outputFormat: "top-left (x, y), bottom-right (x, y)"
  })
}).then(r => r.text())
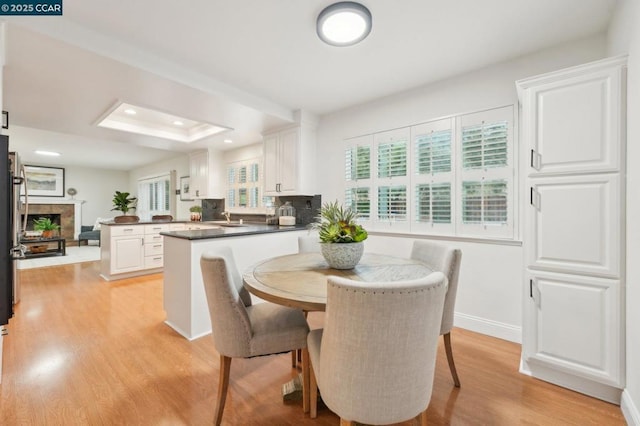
top-left (97, 102), bottom-right (232, 143)
top-left (317, 1), bottom-right (372, 47)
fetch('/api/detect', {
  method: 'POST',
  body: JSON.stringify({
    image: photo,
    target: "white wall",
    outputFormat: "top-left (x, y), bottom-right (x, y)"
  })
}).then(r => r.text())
top-left (315, 35), bottom-right (608, 342)
top-left (608, 0), bottom-right (640, 423)
top-left (128, 153), bottom-right (190, 221)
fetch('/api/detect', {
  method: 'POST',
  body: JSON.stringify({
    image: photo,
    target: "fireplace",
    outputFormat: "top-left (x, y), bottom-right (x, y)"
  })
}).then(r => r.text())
top-left (22, 203), bottom-right (76, 242)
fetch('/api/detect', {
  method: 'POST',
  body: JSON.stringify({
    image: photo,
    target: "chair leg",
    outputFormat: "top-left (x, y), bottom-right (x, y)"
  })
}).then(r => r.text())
top-left (302, 347), bottom-right (310, 414)
top-left (417, 408), bottom-right (428, 425)
top-left (291, 350), bottom-right (297, 368)
top-left (309, 360), bottom-right (318, 418)
top-left (443, 332), bottom-right (461, 387)
top-left (340, 419), bottom-right (355, 426)
top-left (214, 355), bottom-right (232, 426)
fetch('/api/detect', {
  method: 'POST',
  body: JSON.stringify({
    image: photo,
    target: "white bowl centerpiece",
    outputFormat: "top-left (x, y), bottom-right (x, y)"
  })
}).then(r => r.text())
top-left (312, 201), bottom-right (368, 269)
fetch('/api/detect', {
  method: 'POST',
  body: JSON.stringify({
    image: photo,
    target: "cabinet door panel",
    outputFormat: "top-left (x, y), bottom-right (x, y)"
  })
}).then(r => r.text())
top-left (278, 128), bottom-right (299, 193)
top-left (527, 174), bottom-right (620, 278)
top-left (524, 271), bottom-right (622, 386)
top-left (111, 237), bottom-right (144, 273)
top-left (263, 134), bottom-right (279, 193)
top-left (521, 64), bottom-right (622, 176)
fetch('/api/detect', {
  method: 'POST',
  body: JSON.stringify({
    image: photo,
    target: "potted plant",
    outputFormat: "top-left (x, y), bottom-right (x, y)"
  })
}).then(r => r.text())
top-left (311, 200), bottom-right (368, 269)
top-left (111, 190), bottom-right (139, 223)
top-left (33, 217), bottom-right (61, 239)
top-left (189, 205), bottom-right (203, 222)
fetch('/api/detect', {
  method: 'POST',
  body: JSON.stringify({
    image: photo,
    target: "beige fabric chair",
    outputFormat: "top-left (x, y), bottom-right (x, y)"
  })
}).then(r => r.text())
top-left (307, 272), bottom-right (447, 424)
top-left (411, 240), bottom-right (463, 387)
top-left (200, 247), bottom-right (310, 425)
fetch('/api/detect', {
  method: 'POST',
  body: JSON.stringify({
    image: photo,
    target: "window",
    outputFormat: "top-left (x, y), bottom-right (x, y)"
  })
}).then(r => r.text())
top-left (343, 105), bottom-right (515, 239)
top-left (226, 158), bottom-right (263, 212)
top-left (137, 172), bottom-right (174, 221)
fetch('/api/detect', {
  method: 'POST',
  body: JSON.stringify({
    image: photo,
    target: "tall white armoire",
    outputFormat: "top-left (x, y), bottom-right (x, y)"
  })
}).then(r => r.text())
top-left (517, 55), bottom-right (627, 404)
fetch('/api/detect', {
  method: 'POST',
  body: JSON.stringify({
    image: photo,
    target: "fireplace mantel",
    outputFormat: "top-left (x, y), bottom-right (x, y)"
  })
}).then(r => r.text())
top-left (24, 198), bottom-right (84, 239)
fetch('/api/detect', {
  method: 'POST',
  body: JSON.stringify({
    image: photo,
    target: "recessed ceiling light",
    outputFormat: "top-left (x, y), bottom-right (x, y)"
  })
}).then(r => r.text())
top-left (224, 139), bottom-right (233, 144)
top-left (35, 150), bottom-right (61, 156)
top-left (96, 102), bottom-right (232, 143)
top-left (317, 2), bottom-right (372, 47)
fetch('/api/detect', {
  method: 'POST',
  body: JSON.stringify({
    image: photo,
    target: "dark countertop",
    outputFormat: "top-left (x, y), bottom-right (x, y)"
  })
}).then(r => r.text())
top-left (160, 223), bottom-right (309, 240)
top-left (101, 220), bottom-right (187, 226)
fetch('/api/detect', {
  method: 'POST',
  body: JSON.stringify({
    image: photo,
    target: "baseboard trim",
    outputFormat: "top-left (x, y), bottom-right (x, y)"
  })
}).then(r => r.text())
top-left (454, 312), bottom-right (521, 343)
top-left (622, 389), bottom-right (640, 426)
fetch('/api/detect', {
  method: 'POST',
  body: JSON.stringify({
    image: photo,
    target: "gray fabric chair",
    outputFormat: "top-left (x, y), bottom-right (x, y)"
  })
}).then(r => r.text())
top-left (307, 272), bottom-right (447, 424)
top-left (200, 247), bottom-right (310, 425)
top-left (411, 240), bottom-right (463, 387)
top-left (78, 225), bottom-right (100, 247)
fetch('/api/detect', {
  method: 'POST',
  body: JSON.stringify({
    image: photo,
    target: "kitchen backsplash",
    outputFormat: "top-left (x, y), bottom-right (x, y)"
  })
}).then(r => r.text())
top-left (200, 195), bottom-right (321, 226)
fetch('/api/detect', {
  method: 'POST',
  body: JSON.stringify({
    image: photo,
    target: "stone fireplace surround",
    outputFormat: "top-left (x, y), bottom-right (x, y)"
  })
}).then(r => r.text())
top-left (24, 198), bottom-right (83, 241)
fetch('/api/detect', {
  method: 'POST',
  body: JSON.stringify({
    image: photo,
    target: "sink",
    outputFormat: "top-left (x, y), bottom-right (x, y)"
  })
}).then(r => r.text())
top-left (205, 221), bottom-right (247, 227)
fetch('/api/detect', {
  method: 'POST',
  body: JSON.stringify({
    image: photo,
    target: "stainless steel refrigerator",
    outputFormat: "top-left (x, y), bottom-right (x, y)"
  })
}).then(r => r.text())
top-left (1, 134), bottom-right (27, 328)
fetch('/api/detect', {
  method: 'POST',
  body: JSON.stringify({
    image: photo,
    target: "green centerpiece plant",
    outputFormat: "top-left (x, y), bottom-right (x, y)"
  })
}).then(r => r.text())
top-left (111, 190), bottom-right (139, 223)
top-left (312, 201), bottom-right (368, 269)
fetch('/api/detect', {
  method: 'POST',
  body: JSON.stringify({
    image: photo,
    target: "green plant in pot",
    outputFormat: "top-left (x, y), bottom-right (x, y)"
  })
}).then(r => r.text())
top-left (111, 190), bottom-right (139, 223)
top-left (312, 200), bottom-right (368, 269)
top-left (189, 205), bottom-right (203, 222)
top-left (33, 217), bottom-right (61, 239)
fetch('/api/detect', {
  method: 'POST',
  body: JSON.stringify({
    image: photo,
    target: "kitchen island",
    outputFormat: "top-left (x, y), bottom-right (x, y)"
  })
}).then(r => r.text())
top-left (161, 223), bottom-right (311, 340)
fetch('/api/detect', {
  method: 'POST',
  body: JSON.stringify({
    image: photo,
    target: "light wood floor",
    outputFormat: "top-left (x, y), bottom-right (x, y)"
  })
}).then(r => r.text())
top-left (0, 261), bottom-right (626, 425)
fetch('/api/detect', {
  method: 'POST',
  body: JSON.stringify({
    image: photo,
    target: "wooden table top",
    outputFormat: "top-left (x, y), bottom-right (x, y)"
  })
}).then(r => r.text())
top-left (242, 252), bottom-right (432, 311)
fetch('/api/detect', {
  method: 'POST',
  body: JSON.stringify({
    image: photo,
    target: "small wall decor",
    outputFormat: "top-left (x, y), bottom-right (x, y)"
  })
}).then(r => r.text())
top-left (23, 165), bottom-right (65, 197)
top-left (180, 176), bottom-right (192, 201)
top-left (2, 111), bottom-right (8, 129)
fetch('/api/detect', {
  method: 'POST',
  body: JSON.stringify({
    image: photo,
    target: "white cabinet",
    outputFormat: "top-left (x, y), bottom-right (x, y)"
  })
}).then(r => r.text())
top-left (263, 123), bottom-right (316, 195)
top-left (517, 56), bottom-right (626, 403)
top-left (109, 226), bottom-right (145, 275)
top-left (100, 223), bottom-right (168, 281)
top-left (144, 224), bottom-right (169, 270)
top-left (524, 271), bottom-right (623, 386)
top-left (189, 150), bottom-right (209, 198)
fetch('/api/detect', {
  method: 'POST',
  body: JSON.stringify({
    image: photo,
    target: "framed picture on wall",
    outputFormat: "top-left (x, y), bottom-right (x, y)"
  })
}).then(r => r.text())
top-left (22, 165), bottom-right (65, 197)
top-left (180, 176), bottom-right (192, 201)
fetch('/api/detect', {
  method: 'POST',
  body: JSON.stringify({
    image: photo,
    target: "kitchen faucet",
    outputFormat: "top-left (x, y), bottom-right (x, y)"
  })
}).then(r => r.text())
top-left (221, 211), bottom-right (231, 223)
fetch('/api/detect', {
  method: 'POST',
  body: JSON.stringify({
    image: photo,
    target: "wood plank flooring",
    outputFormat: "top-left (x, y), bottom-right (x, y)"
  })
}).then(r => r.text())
top-left (0, 261), bottom-right (626, 425)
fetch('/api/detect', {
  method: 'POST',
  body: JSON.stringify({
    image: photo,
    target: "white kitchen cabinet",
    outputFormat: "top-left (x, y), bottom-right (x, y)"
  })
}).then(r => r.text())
top-left (263, 123), bottom-right (316, 195)
top-left (524, 271), bottom-right (623, 387)
top-left (519, 58), bottom-right (623, 177)
top-left (100, 223), bottom-right (166, 281)
top-left (109, 226), bottom-right (145, 275)
top-left (189, 150), bottom-right (209, 198)
top-left (517, 55), bottom-right (626, 403)
top-left (526, 174), bottom-right (620, 278)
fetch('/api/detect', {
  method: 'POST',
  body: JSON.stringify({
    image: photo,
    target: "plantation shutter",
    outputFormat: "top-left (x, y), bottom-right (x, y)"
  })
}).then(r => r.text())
top-left (344, 135), bottom-right (373, 225)
top-left (457, 106), bottom-right (514, 238)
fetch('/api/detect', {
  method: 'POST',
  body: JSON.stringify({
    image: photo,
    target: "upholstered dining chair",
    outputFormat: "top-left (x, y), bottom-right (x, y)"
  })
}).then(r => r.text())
top-left (411, 240), bottom-right (463, 387)
top-left (307, 272), bottom-right (447, 424)
top-left (200, 247), bottom-right (310, 425)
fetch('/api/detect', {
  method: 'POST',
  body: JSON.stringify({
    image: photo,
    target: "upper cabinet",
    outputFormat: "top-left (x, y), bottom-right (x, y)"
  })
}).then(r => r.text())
top-left (189, 150), bottom-right (225, 199)
top-left (517, 57), bottom-right (625, 177)
top-left (263, 122), bottom-right (317, 196)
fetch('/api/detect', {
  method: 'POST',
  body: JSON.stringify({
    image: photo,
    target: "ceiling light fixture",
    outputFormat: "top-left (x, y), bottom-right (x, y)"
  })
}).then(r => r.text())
top-left (35, 150), bottom-right (61, 156)
top-left (224, 139), bottom-right (233, 144)
top-left (97, 102), bottom-right (232, 143)
top-left (317, 1), bottom-right (372, 47)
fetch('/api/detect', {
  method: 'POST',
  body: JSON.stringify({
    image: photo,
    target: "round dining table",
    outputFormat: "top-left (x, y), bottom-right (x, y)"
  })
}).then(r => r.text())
top-left (242, 252), bottom-right (434, 312)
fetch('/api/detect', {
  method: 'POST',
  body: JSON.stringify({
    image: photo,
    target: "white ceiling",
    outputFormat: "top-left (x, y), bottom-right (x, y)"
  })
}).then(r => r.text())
top-left (2, 0), bottom-right (617, 170)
